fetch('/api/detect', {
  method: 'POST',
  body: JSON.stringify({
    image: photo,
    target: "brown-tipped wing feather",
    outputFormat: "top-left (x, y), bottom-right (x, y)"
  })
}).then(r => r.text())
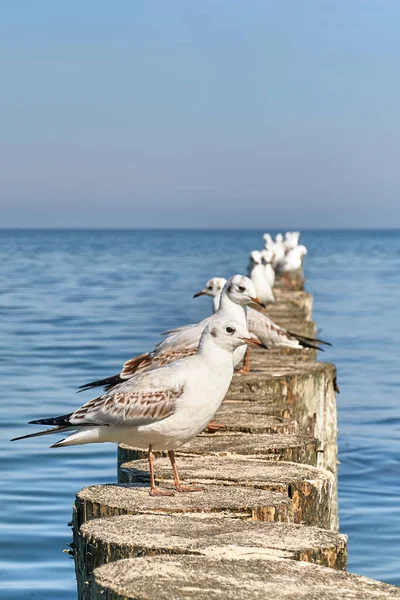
top-left (79, 349), bottom-right (198, 393)
top-left (71, 384), bottom-right (185, 426)
top-left (120, 353), bottom-right (153, 377)
top-left (78, 315), bottom-right (209, 394)
top-left (78, 312), bottom-right (213, 395)
top-left (120, 349), bottom-right (197, 377)
top-left (78, 352), bottom-right (151, 393)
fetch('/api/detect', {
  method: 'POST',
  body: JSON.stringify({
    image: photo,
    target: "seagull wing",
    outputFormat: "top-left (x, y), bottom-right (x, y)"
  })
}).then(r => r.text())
top-left (247, 308), bottom-right (301, 348)
top-left (248, 308), bottom-right (327, 351)
top-left (78, 316), bottom-right (212, 394)
top-left (153, 315), bottom-right (212, 356)
top-left (72, 367), bottom-right (186, 427)
top-left (13, 363), bottom-right (189, 443)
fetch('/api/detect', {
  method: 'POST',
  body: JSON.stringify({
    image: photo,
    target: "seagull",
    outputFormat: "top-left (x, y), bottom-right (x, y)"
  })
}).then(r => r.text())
top-left (263, 233), bottom-right (273, 247)
top-left (275, 245), bottom-right (307, 273)
top-left (78, 275), bottom-right (266, 393)
top-left (194, 278), bottom-right (331, 352)
top-left (248, 250), bottom-right (275, 306)
top-left (193, 277), bottom-right (227, 312)
top-left (270, 233), bottom-right (287, 269)
top-left (284, 231), bottom-right (301, 251)
top-left (12, 320), bottom-right (262, 496)
top-left (260, 249), bottom-right (275, 289)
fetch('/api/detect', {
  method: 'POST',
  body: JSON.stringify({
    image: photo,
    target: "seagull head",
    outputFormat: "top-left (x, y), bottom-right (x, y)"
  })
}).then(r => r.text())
top-left (249, 250), bottom-right (262, 265)
top-left (193, 277), bottom-right (228, 299)
top-left (260, 249), bottom-right (274, 265)
top-left (263, 233), bottom-right (273, 245)
top-left (202, 319), bottom-right (263, 352)
top-left (223, 274), bottom-right (266, 309)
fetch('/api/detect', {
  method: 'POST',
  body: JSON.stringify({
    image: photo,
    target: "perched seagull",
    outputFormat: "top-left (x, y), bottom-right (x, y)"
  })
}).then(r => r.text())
top-left (275, 245), bottom-right (307, 273)
top-left (193, 277), bottom-right (227, 312)
top-left (78, 275), bottom-right (266, 393)
top-left (195, 278), bottom-right (331, 352)
top-left (260, 249), bottom-right (275, 289)
top-left (284, 231), bottom-right (301, 251)
top-left (12, 320), bottom-right (262, 496)
top-left (270, 233), bottom-right (286, 269)
top-left (248, 250), bottom-right (275, 306)
top-left (263, 233), bottom-right (273, 247)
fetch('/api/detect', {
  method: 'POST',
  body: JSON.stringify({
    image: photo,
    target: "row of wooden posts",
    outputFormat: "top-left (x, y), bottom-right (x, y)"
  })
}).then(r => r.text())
top-left (70, 271), bottom-right (399, 599)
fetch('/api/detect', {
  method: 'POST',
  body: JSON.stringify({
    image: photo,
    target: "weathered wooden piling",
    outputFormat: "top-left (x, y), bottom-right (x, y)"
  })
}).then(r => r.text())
top-left (118, 433), bottom-right (320, 465)
top-left (274, 268), bottom-right (304, 291)
top-left (267, 290), bottom-right (313, 322)
top-left (91, 556), bottom-right (400, 600)
top-left (71, 269), bottom-right (397, 598)
top-left (73, 483), bottom-right (292, 528)
top-left (76, 516), bottom-right (347, 598)
top-left (118, 456), bottom-right (335, 529)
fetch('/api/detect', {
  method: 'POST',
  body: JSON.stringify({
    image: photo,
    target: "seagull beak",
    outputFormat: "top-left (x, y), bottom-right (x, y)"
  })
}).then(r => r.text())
top-left (241, 336), bottom-right (262, 346)
top-left (193, 290), bottom-right (207, 298)
top-left (249, 296), bottom-right (266, 309)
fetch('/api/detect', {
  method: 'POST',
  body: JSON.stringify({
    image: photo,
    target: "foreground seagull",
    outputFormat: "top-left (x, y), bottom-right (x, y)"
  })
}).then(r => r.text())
top-left (79, 275), bottom-right (265, 393)
top-left (12, 320), bottom-right (261, 495)
top-left (195, 278), bottom-right (331, 352)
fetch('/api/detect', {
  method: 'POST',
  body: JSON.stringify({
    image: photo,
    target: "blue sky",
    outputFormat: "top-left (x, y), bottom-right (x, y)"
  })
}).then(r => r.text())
top-left (1, 1), bottom-right (400, 228)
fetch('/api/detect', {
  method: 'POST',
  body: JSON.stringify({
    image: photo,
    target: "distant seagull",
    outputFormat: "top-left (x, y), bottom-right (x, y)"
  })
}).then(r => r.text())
top-left (78, 275), bottom-right (266, 393)
top-left (263, 233), bottom-right (273, 247)
top-left (260, 249), bottom-right (275, 289)
top-left (248, 250), bottom-right (275, 306)
top-left (12, 321), bottom-right (262, 496)
top-left (284, 231), bottom-right (301, 250)
top-left (275, 245), bottom-right (307, 273)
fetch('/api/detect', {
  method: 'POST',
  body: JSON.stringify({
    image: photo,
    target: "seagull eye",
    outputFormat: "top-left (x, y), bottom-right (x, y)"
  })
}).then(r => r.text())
top-left (226, 326), bottom-right (235, 334)
top-left (207, 286), bottom-right (213, 290)
top-left (238, 285), bottom-right (245, 293)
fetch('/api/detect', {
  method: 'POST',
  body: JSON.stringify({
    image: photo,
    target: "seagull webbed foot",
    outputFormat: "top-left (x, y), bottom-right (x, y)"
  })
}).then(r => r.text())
top-left (235, 365), bottom-right (250, 375)
top-left (149, 487), bottom-right (175, 497)
top-left (175, 485), bottom-right (204, 493)
top-left (205, 421), bottom-right (225, 433)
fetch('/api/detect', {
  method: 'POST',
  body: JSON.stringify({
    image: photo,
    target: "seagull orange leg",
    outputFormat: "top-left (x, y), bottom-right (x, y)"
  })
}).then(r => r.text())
top-left (148, 445), bottom-right (174, 496)
top-left (168, 450), bottom-right (203, 493)
top-left (205, 420), bottom-right (225, 433)
top-left (235, 347), bottom-right (250, 374)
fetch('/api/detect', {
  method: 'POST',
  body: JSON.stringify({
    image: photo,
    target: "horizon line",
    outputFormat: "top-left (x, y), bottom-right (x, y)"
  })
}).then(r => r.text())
top-left (0, 226), bottom-right (400, 232)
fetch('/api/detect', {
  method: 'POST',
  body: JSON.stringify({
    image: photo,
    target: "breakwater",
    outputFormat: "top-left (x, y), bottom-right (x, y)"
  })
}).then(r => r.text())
top-left (71, 269), bottom-right (400, 599)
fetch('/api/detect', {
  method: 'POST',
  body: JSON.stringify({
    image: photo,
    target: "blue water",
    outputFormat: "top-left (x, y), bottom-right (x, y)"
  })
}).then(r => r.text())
top-left (0, 229), bottom-right (399, 598)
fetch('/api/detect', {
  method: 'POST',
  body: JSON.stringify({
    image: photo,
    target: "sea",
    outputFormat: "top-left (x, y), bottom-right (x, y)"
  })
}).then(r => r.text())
top-left (0, 229), bottom-right (399, 598)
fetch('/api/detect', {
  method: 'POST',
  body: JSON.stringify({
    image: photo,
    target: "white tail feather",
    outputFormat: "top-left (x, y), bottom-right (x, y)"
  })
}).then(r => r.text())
top-left (51, 427), bottom-right (106, 447)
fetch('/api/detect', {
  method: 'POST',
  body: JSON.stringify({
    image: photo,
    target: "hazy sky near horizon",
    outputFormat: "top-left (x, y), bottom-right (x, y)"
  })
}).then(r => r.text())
top-left (1, 1), bottom-right (400, 228)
